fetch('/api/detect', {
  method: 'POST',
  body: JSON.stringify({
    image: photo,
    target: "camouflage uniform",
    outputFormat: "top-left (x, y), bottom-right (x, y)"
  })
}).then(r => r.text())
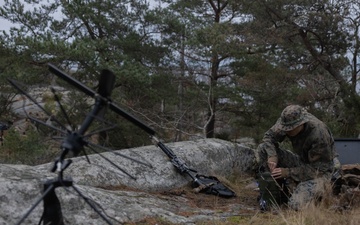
top-left (255, 105), bottom-right (340, 210)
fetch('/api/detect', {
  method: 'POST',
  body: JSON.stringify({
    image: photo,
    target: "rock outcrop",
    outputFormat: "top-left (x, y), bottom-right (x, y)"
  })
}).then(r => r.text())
top-left (0, 138), bottom-right (257, 225)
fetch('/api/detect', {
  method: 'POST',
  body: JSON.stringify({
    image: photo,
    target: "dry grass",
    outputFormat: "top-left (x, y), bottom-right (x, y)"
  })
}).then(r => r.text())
top-left (203, 174), bottom-right (360, 225)
top-left (259, 205), bottom-right (360, 225)
top-left (119, 171), bottom-right (360, 225)
top-left (196, 202), bottom-right (360, 225)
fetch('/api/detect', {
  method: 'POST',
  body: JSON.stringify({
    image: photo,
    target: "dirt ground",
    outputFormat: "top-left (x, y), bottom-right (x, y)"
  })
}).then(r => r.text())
top-left (158, 178), bottom-right (259, 212)
top-left (110, 173), bottom-right (260, 224)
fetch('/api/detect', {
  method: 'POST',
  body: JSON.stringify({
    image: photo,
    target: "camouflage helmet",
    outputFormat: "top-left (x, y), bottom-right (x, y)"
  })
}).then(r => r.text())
top-left (279, 105), bottom-right (309, 131)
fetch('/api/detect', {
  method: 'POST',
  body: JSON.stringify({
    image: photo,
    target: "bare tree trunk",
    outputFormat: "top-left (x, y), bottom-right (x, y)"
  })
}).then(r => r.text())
top-left (175, 27), bottom-right (186, 141)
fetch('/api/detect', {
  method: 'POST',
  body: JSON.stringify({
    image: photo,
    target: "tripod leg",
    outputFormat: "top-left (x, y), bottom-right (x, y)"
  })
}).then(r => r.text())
top-left (42, 182), bottom-right (64, 225)
top-left (71, 185), bottom-right (113, 225)
top-left (15, 184), bottom-right (56, 225)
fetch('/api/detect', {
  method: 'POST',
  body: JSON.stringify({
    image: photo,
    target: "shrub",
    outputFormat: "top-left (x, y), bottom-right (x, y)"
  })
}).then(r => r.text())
top-left (0, 128), bottom-right (50, 165)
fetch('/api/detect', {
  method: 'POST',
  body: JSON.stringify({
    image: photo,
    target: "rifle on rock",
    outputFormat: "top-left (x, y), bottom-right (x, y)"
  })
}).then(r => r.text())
top-left (48, 64), bottom-right (236, 198)
top-left (151, 136), bottom-right (236, 198)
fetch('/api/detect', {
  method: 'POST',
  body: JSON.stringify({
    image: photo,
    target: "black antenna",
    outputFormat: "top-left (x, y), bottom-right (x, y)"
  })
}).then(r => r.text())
top-left (48, 63), bottom-right (156, 136)
top-left (12, 65), bottom-right (150, 225)
top-left (48, 64), bottom-right (236, 199)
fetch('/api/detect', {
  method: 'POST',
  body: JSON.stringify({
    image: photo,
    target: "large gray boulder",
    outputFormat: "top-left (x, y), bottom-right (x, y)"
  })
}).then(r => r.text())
top-left (0, 138), bottom-right (256, 225)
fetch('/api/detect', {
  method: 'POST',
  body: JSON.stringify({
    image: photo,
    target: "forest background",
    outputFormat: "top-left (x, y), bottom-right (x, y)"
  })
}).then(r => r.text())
top-left (1, 0), bottom-right (360, 164)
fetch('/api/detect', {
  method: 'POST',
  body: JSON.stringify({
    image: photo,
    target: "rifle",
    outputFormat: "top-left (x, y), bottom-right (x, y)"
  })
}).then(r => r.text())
top-left (48, 63), bottom-right (236, 198)
top-left (151, 136), bottom-right (236, 197)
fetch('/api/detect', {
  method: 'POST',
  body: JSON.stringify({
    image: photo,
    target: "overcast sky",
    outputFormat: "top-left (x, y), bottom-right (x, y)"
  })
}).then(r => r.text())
top-left (0, 0), bottom-right (161, 32)
top-left (0, 0), bottom-right (16, 32)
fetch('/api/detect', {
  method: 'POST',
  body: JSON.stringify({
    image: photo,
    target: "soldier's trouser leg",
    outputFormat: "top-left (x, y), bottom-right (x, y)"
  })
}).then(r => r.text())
top-left (255, 144), bottom-right (301, 209)
top-left (288, 177), bottom-right (328, 210)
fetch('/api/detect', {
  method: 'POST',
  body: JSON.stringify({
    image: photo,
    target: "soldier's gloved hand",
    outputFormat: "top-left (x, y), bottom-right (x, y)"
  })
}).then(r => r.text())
top-left (271, 167), bottom-right (289, 179)
top-left (267, 156), bottom-right (278, 172)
